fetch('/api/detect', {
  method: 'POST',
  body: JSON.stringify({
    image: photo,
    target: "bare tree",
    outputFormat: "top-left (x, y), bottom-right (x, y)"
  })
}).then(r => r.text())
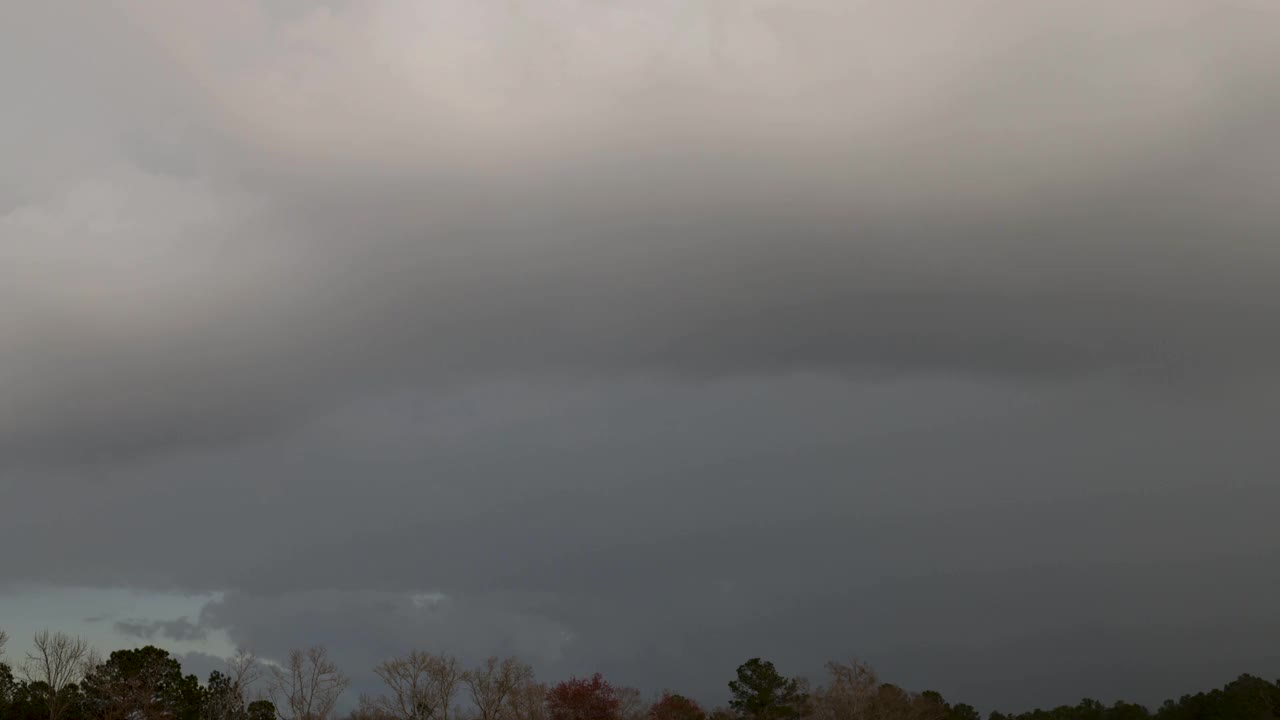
top-left (503, 680), bottom-right (546, 720)
top-left (269, 647), bottom-right (350, 720)
top-left (230, 650), bottom-right (264, 695)
top-left (0, 629), bottom-right (8, 659)
top-left (348, 706), bottom-right (394, 720)
top-left (809, 661), bottom-right (943, 720)
top-left (808, 660), bottom-right (877, 720)
top-left (82, 647), bottom-right (103, 678)
top-left (362, 652), bottom-right (462, 720)
top-left (23, 630), bottom-right (91, 720)
top-left (365, 652), bottom-right (452, 720)
top-left (205, 651), bottom-right (265, 720)
top-left (615, 687), bottom-right (646, 720)
top-left (464, 657), bottom-right (533, 720)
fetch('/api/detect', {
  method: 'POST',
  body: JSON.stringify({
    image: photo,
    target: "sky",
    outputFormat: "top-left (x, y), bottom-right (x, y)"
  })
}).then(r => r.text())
top-left (3, 0), bottom-right (1280, 714)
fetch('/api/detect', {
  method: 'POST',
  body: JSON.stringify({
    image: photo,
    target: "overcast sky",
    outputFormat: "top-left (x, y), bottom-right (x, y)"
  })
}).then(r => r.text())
top-left (3, 0), bottom-right (1280, 714)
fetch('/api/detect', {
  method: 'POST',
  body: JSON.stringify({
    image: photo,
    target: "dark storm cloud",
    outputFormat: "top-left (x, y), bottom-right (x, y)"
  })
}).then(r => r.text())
top-left (6, 375), bottom-right (1280, 710)
top-left (4, 0), bottom-right (1280, 713)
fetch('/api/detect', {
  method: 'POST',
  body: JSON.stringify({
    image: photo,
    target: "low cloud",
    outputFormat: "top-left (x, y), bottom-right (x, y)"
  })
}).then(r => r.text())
top-left (115, 617), bottom-right (209, 643)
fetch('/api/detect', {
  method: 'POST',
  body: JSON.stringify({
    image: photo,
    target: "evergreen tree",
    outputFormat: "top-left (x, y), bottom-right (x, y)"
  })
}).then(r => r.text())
top-left (727, 660), bottom-right (808, 720)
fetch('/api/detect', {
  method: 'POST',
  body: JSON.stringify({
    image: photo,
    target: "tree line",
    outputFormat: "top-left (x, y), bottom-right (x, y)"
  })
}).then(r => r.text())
top-left (2, 629), bottom-right (1277, 720)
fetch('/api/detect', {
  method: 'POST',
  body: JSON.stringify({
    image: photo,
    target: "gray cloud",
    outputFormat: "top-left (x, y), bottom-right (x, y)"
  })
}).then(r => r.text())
top-left (176, 652), bottom-right (239, 687)
top-left (115, 617), bottom-right (209, 643)
top-left (3, 0), bottom-right (1280, 714)
top-left (5, 0), bottom-right (1280, 466)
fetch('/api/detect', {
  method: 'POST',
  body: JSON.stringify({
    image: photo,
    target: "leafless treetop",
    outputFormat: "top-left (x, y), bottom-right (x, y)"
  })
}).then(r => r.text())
top-left (464, 657), bottom-right (535, 720)
top-left (23, 630), bottom-right (92, 720)
top-left (363, 651), bottom-right (464, 720)
top-left (269, 646), bottom-right (350, 720)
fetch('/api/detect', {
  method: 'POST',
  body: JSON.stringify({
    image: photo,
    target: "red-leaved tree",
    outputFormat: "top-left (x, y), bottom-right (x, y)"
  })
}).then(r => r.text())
top-left (545, 674), bottom-right (621, 720)
top-left (649, 694), bottom-right (706, 720)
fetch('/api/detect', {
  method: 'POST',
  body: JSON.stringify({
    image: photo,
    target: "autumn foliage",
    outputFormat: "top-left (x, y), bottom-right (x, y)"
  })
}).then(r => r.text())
top-left (648, 694), bottom-right (706, 720)
top-left (546, 674), bottom-right (622, 720)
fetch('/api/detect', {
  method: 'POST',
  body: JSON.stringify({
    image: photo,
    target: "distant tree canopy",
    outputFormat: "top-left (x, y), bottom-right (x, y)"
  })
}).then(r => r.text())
top-left (1, 627), bottom-right (1279, 720)
top-left (986, 674), bottom-right (1280, 720)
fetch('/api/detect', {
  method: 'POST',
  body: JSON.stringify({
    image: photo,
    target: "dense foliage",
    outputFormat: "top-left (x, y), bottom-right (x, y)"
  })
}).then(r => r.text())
top-left (1, 630), bottom-right (1277, 720)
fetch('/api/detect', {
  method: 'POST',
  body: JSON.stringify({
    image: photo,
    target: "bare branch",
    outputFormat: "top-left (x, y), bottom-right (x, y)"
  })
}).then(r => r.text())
top-left (23, 630), bottom-right (92, 720)
top-left (230, 650), bottom-right (264, 699)
top-left (504, 681), bottom-right (546, 720)
top-left (809, 660), bottom-right (944, 720)
top-left (464, 657), bottom-right (533, 720)
top-left (81, 647), bottom-right (104, 678)
top-left (615, 687), bottom-right (645, 720)
top-left (365, 652), bottom-right (462, 720)
top-left (269, 647), bottom-right (350, 720)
